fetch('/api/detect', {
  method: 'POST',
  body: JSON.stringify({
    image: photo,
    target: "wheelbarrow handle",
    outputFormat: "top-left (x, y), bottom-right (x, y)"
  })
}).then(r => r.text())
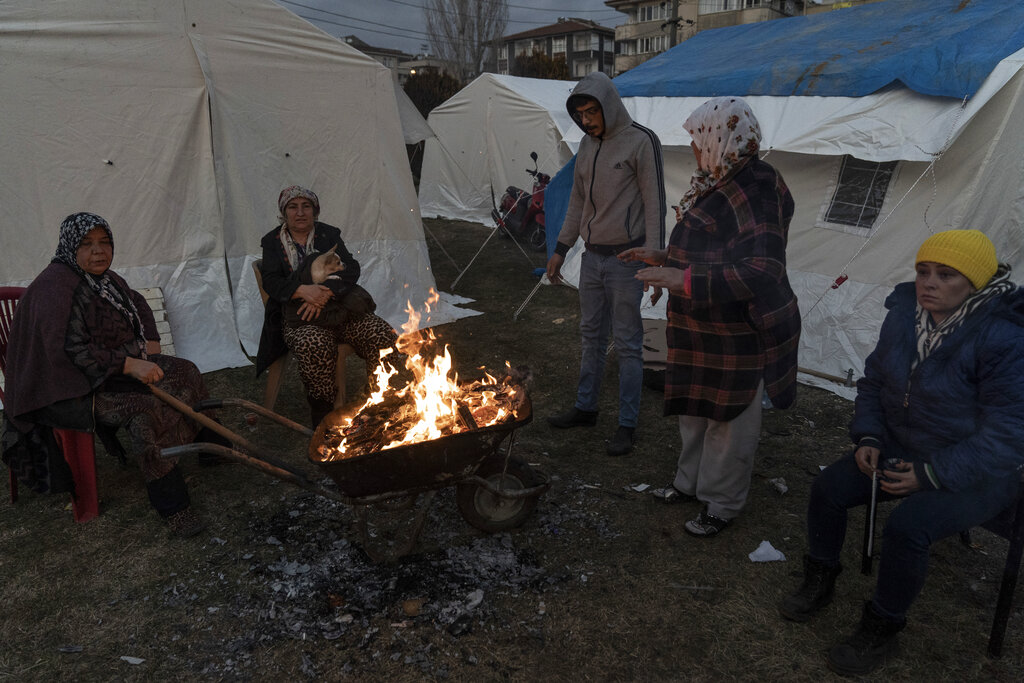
top-left (149, 385), bottom-right (307, 467)
top-left (163, 443), bottom-right (351, 504)
top-left (193, 398), bottom-right (224, 411)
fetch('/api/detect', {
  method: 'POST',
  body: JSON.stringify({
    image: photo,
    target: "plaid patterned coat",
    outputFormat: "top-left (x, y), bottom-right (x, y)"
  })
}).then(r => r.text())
top-left (664, 157), bottom-right (800, 421)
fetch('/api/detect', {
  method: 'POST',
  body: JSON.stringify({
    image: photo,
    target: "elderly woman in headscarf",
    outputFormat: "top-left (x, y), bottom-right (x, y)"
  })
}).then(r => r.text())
top-left (779, 231), bottom-right (1024, 676)
top-left (255, 186), bottom-right (398, 427)
top-left (1, 212), bottom-right (211, 537)
top-left (619, 97), bottom-right (800, 537)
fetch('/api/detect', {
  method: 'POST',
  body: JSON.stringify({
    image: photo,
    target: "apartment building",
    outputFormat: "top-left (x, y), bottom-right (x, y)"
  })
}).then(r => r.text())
top-left (606, 0), bottom-right (882, 75)
top-left (493, 18), bottom-right (615, 79)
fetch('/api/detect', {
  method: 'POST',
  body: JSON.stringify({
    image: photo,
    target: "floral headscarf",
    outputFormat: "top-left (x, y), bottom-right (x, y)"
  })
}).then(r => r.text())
top-left (52, 212), bottom-right (147, 357)
top-left (53, 212), bottom-right (113, 273)
top-left (277, 185), bottom-right (322, 269)
top-left (678, 97), bottom-right (762, 213)
top-left (277, 185), bottom-right (320, 217)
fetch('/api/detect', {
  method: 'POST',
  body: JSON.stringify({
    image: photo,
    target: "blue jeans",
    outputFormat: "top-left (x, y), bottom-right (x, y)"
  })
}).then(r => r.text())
top-left (807, 454), bottom-right (1019, 620)
top-left (575, 250), bottom-right (644, 428)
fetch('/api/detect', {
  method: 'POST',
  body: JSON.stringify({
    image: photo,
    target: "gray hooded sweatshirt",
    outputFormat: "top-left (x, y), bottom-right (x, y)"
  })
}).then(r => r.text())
top-left (555, 72), bottom-right (665, 256)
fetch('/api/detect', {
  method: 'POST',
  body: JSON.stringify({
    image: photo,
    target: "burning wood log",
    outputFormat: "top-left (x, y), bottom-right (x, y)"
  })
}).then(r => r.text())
top-left (314, 373), bottom-right (526, 462)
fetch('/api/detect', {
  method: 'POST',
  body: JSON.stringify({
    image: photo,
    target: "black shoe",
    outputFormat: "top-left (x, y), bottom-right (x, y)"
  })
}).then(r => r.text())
top-left (606, 426), bottom-right (635, 456)
top-left (167, 507), bottom-right (207, 539)
top-left (827, 601), bottom-right (905, 676)
top-left (651, 484), bottom-right (696, 504)
top-left (308, 396), bottom-right (334, 430)
top-left (683, 507), bottom-right (731, 537)
top-left (779, 555), bottom-right (842, 622)
top-left (547, 407), bottom-right (598, 429)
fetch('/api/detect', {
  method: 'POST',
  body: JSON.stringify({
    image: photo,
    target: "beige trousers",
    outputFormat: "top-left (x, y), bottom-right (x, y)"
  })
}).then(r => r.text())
top-left (673, 381), bottom-right (764, 520)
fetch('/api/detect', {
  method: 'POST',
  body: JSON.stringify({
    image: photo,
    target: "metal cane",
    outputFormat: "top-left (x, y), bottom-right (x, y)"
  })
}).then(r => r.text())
top-left (861, 469), bottom-right (879, 574)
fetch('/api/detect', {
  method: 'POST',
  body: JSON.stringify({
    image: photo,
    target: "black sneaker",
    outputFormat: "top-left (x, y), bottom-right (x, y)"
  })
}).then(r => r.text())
top-left (547, 407), bottom-right (598, 429)
top-left (606, 426), bottom-right (635, 456)
top-left (651, 484), bottom-right (695, 504)
top-left (684, 508), bottom-right (731, 537)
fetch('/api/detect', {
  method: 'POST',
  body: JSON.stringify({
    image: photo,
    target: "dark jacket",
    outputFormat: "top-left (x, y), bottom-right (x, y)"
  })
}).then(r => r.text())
top-left (4, 262), bottom-right (158, 425)
top-left (255, 222), bottom-right (360, 375)
top-left (555, 71), bottom-right (665, 254)
top-left (664, 157), bottom-right (800, 421)
top-left (850, 282), bottom-right (1024, 492)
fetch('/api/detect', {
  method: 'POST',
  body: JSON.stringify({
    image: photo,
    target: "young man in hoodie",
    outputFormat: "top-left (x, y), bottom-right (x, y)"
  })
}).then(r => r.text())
top-left (545, 72), bottom-right (666, 456)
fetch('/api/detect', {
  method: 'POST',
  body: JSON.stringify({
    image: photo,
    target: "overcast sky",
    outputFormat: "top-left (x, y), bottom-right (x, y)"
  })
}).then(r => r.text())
top-left (274, 0), bottom-right (622, 56)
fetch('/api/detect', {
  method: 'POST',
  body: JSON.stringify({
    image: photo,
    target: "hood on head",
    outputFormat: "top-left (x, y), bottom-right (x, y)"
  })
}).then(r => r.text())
top-left (566, 71), bottom-right (631, 139)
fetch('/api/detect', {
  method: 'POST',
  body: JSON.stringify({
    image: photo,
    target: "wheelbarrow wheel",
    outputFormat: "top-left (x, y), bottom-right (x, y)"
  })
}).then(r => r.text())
top-left (456, 454), bottom-right (541, 533)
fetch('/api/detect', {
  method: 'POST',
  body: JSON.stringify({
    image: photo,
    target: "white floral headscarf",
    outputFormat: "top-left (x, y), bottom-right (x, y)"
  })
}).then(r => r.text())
top-left (678, 97), bottom-right (762, 213)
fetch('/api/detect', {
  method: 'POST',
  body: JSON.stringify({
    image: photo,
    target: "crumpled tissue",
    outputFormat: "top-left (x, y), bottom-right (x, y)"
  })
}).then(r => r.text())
top-left (748, 540), bottom-right (786, 563)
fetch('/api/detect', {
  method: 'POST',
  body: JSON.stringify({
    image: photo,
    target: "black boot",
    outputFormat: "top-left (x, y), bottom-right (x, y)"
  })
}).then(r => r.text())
top-left (308, 396), bottom-right (334, 429)
top-left (779, 554), bottom-right (842, 622)
top-left (146, 466), bottom-right (190, 518)
top-left (547, 407), bottom-right (598, 429)
top-left (827, 601), bottom-right (905, 676)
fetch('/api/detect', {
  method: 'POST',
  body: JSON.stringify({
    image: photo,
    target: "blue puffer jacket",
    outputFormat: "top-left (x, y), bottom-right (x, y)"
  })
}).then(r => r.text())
top-left (850, 282), bottom-right (1024, 492)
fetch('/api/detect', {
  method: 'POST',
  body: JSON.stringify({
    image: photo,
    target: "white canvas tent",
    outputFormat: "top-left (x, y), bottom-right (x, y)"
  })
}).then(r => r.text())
top-left (616, 60), bottom-right (1024, 396)
top-left (0, 0), bottom-right (470, 376)
top-left (394, 83), bottom-right (435, 145)
top-left (548, 2), bottom-right (1024, 397)
top-left (418, 74), bottom-right (578, 224)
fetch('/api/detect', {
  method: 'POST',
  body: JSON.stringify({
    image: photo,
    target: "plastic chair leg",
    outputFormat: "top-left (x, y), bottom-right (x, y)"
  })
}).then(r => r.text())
top-left (53, 428), bottom-right (99, 523)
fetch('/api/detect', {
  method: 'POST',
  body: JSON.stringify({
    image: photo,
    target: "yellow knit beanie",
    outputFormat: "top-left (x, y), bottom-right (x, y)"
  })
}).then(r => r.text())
top-left (915, 229), bottom-right (997, 290)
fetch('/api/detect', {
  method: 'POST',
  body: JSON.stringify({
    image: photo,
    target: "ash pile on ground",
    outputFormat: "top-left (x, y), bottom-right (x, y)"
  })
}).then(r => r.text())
top-left (150, 474), bottom-right (615, 678)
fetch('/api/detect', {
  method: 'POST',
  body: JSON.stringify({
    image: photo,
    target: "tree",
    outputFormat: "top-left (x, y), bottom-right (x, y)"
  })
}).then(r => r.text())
top-left (514, 50), bottom-right (570, 80)
top-left (403, 70), bottom-right (461, 119)
top-left (425, 0), bottom-right (508, 83)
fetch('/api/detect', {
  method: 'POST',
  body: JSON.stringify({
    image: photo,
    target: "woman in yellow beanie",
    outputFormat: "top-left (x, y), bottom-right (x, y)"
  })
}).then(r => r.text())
top-left (779, 229), bottom-right (1024, 676)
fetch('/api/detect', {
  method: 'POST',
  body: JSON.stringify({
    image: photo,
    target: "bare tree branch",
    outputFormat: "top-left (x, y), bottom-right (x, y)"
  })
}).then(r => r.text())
top-left (424, 0), bottom-right (508, 83)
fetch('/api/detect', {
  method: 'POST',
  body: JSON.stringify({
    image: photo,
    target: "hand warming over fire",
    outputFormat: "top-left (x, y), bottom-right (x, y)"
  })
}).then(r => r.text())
top-left (637, 265), bottom-right (688, 296)
top-left (618, 246), bottom-right (667, 266)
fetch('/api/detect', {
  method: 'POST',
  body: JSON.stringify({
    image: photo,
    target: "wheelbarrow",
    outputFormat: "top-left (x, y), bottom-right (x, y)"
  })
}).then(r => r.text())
top-left (152, 385), bottom-right (549, 562)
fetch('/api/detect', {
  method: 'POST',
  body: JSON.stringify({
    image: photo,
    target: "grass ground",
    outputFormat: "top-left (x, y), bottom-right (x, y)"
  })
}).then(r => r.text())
top-left (1, 218), bottom-right (1021, 681)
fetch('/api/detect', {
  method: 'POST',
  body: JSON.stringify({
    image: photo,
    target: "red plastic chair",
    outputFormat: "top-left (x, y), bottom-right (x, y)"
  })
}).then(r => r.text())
top-left (0, 286), bottom-right (99, 522)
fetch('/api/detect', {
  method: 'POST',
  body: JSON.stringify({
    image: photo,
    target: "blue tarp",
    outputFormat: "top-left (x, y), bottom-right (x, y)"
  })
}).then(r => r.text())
top-left (614, 0), bottom-right (1024, 100)
top-left (544, 156), bottom-right (575, 260)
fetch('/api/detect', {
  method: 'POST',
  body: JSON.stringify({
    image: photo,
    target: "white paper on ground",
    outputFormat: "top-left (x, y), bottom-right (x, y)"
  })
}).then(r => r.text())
top-left (748, 540), bottom-right (786, 563)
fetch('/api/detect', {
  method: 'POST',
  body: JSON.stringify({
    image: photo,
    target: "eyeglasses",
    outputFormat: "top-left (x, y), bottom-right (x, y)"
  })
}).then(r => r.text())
top-left (573, 105), bottom-right (601, 121)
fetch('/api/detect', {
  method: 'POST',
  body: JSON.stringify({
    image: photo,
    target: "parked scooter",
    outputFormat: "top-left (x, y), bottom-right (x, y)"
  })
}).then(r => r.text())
top-left (491, 151), bottom-right (550, 252)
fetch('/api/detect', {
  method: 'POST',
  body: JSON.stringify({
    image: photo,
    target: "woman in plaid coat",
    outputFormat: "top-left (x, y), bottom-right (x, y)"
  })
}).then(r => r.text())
top-left (620, 97), bottom-right (800, 536)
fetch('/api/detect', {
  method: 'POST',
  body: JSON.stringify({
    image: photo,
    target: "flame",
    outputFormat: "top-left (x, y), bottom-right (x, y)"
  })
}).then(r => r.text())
top-left (314, 289), bottom-right (521, 462)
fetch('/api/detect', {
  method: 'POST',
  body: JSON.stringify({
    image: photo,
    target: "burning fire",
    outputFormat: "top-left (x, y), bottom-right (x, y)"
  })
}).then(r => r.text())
top-left (314, 290), bottom-right (525, 462)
